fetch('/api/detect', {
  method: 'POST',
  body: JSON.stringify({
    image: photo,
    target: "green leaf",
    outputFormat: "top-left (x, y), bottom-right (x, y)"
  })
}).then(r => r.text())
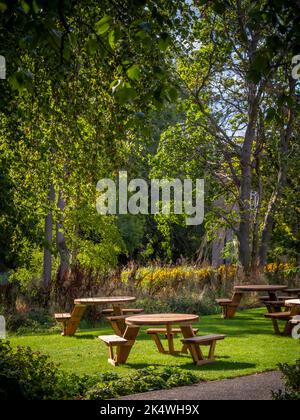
top-left (95, 15), bottom-right (111, 36)
top-left (86, 37), bottom-right (98, 55)
top-left (32, 0), bottom-right (40, 14)
top-left (21, 0), bottom-right (30, 14)
top-left (265, 108), bottom-right (277, 123)
top-left (212, 0), bottom-right (227, 15)
top-left (68, 32), bottom-right (77, 49)
top-left (127, 64), bottom-right (141, 81)
top-left (108, 30), bottom-right (116, 49)
top-left (114, 85), bottom-right (138, 104)
top-left (164, 86), bottom-right (178, 102)
top-left (8, 70), bottom-right (33, 93)
top-left (0, 2), bottom-right (7, 12)
top-left (158, 33), bottom-right (171, 51)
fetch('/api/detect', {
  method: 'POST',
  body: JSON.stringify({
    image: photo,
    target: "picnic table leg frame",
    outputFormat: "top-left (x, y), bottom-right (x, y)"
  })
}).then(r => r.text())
top-left (64, 305), bottom-right (87, 336)
top-left (166, 324), bottom-right (177, 355)
top-left (112, 305), bottom-right (127, 335)
top-left (150, 333), bottom-right (167, 354)
top-left (180, 325), bottom-right (199, 359)
top-left (267, 292), bottom-right (283, 312)
top-left (114, 326), bottom-right (140, 365)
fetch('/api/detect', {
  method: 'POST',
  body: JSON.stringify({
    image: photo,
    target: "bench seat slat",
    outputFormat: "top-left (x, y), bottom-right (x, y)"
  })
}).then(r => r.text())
top-left (54, 313), bottom-right (71, 320)
top-left (101, 308), bottom-right (144, 315)
top-left (182, 334), bottom-right (226, 344)
top-left (98, 335), bottom-right (128, 345)
top-left (147, 328), bottom-right (199, 334)
top-left (264, 312), bottom-right (292, 320)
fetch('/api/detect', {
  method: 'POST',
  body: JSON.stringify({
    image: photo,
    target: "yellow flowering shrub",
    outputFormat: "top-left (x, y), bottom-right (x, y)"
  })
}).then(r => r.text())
top-left (121, 263), bottom-right (299, 295)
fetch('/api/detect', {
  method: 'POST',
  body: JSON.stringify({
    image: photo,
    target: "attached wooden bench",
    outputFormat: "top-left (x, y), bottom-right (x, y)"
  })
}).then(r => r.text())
top-left (261, 300), bottom-right (288, 313)
top-left (98, 325), bottom-right (140, 366)
top-left (216, 292), bottom-right (243, 319)
top-left (54, 304), bottom-right (87, 336)
top-left (98, 335), bottom-right (128, 366)
top-left (264, 312), bottom-right (293, 335)
top-left (54, 313), bottom-right (71, 336)
top-left (147, 327), bottom-right (199, 354)
top-left (181, 334), bottom-right (226, 365)
top-left (146, 327), bottom-right (199, 335)
top-left (101, 308), bottom-right (144, 315)
top-left (259, 295), bottom-right (298, 302)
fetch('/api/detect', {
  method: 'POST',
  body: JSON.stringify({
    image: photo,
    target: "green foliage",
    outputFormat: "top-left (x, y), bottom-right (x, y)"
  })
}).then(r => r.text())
top-left (137, 295), bottom-right (219, 316)
top-left (0, 340), bottom-right (97, 400)
top-left (86, 367), bottom-right (198, 400)
top-left (272, 360), bottom-right (300, 400)
top-left (8, 248), bottom-right (58, 294)
top-left (5, 309), bottom-right (55, 334)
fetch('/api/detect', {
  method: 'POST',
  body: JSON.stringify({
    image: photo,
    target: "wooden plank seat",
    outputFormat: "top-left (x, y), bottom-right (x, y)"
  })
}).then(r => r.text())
top-left (216, 299), bottom-right (233, 305)
top-left (101, 308), bottom-right (144, 315)
top-left (54, 313), bottom-right (71, 321)
top-left (216, 292), bottom-right (243, 319)
top-left (181, 334), bottom-right (226, 365)
top-left (98, 335), bottom-right (128, 366)
top-left (260, 295), bottom-right (297, 301)
top-left (265, 311), bottom-right (293, 320)
top-left (262, 300), bottom-right (289, 313)
top-left (54, 305), bottom-right (87, 336)
top-left (146, 327), bottom-right (199, 354)
top-left (264, 311), bottom-right (293, 335)
top-left (146, 327), bottom-right (199, 335)
top-left (54, 313), bottom-right (72, 336)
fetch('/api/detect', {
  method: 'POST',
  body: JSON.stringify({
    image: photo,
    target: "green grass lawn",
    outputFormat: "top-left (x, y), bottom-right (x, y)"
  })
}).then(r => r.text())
top-left (8, 308), bottom-right (300, 382)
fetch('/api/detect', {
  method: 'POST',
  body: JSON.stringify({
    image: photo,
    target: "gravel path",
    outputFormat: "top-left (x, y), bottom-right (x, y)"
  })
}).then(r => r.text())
top-left (119, 371), bottom-right (283, 401)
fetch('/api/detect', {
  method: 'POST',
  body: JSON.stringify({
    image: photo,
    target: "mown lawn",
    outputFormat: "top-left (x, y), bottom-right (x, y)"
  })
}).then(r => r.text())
top-left (8, 308), bottom-right (300, 382)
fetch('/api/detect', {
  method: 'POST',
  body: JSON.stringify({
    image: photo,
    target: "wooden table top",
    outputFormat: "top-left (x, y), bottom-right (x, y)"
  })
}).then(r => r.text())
top-left (234, 285), bottom-right (288, 292)
top-left (285, 299), bottom-right (300, 307)
top-left (74, 296), bottom-right (136, 305)
top-left (125, 313), bottom-right (199, 326)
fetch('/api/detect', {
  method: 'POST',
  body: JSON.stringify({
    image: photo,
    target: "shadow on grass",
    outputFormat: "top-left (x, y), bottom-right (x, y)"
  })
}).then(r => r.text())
top-left (74, 334), bottom-right (99, 340)
top-left (180, 360), bottom-right (256, 372)
top-left (124, 360), bottom-right (256, 373)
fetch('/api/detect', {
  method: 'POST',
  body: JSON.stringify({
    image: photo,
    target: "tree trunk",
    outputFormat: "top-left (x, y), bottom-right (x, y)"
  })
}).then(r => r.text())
top-left (238, 82), bottom-right (260, 278)
top-left (56, 190), bottom-right (70, 283)
top-left (258, 78), bottom-right (295, 268)
top-left (42, 183), bottom-right (55, 290)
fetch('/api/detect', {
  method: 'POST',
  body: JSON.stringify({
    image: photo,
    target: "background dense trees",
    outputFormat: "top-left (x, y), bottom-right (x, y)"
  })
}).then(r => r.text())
top-left (0, 0), bottom-right (299, 298)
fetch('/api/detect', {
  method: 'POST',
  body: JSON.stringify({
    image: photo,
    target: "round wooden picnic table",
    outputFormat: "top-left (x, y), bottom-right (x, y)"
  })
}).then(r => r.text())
top-left (234, 285), bottom-right (288, 293)
top-left (74, 296), bottom-right (136, 306)
top-left (234, 285), bottom-right (287, 302)
top-left (126, 313), bottom-right (199, 326)
top-left (126, 313), bottom-right (199, 356)
top-left (58, 296), bottom-right (137, 337)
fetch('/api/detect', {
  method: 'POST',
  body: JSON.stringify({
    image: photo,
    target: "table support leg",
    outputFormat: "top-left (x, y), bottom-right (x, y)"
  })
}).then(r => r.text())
top-left (268, 292), bottom-right (282, 312)
top-left (115, 326), bottom-right (140, 365)
top-left (166, 325), bottom-right (176, 355)
top-left (111, 305), bottom-right (126, 335)
top-left (180, 325), bottom-right (197, 357)
top-left (65, 305), bottom-right (87, 336)
top-left (151, 334), bottom-right (167, 354)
